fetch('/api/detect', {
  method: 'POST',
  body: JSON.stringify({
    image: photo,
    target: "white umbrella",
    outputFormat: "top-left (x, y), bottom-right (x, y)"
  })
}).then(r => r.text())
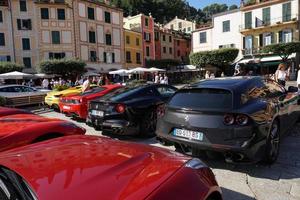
top-left (128, 67), bottom-right (150, 73)
top-left (34, 73), bottom-right (55, 78)
top-left (0, 71), bottom-right (33, 79)
top-left (109, 69), bottom-right (129, 76)
top-left (148, 67), bottom-right (166, 72)
top-left (83, 71), bottom-right (99, 77)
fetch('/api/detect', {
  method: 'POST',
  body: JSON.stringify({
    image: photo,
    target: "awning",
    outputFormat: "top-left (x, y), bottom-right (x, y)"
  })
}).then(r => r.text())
top-left (260, 53), bottom-right (296, 62)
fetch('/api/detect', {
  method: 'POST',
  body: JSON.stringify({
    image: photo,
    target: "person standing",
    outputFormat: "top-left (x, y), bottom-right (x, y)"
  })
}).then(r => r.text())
top-left (163, 74), bottom-right (168, 85)
top-left (297, 65), bottom-right (300, 88)
top-left (205, 71), bottom-right (210, 79)
top-left (82, 77), bottom-right (91, 92)
top-left (42, 78), bottom-right (49, 89)
top-left (275, 63), bottom-right (289, 87)
top-left (154, 73), bottom-right (159, 84)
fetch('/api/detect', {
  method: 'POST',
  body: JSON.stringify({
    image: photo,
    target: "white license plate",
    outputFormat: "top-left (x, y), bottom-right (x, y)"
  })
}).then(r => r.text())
top-left (91, 110), bottom-right (104, 117)
top-left (173, 129), bottom-right (203, 141)
top-left (63, 105), bottom-right (70, 110)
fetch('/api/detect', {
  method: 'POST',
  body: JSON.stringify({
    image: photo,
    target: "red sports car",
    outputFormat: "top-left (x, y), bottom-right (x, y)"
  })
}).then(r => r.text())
top-left (0, 135), bottom-right (222, 200)
top-left (0, 114), bottom-right (86, 152)
top-left (0, 106), bottom-right (31, 117)
top-left (59, 84), bottom-right (122, 119)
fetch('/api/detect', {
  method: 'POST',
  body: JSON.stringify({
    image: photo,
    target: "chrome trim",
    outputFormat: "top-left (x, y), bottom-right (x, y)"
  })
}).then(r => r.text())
top-left (0, 179), bottom-right (11, 199)
top-left (185, 158), bottom-right (207, 169)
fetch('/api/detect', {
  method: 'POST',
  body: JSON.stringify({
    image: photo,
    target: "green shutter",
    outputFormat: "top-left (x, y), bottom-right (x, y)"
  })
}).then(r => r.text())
top-left (283, 3), bottom-right (291, 22)
top-left (263, 8), bottom-right (270, 25)
top-left (245, 12), bottom-right (252, 29)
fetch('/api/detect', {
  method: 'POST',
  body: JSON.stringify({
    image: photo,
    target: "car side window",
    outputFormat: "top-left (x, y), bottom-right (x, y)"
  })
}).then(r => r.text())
top-left (156, 86), bottom-right (176, 97)
top-left (14, 86), bottom-right (22, 92)
top-left (21, 86), bottom-right (34, 92)
top-left (0, 87), bottom-right (15, 92)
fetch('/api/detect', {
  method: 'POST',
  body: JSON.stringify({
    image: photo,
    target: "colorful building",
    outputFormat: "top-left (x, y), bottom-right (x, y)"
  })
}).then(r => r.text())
top-left (164, 16), bottom-right (197, 34)
top-left (124, 29), bottom-right (143, 68)
top-left (154, 25), bottom-right (174, 60)
top-left (173, 31), bottom-right (191, 64)
top-left (124, 14), bottom-right (155, 66)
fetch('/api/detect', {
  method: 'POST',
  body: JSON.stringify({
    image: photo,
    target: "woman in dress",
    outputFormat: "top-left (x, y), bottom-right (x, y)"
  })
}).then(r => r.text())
top-left (275, 63), bottom-right (289, 87)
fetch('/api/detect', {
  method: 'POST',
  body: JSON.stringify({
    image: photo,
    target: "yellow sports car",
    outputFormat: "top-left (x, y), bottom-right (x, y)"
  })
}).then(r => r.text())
top-left (45, 85), bottom-right (97, 111)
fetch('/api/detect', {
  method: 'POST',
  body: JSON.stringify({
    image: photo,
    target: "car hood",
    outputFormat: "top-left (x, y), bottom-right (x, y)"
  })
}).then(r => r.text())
top-left (0, 114), bottom-right (61, 136)
top-left (0, 107), bottom-right (30, 117)
top-left (0, 135), bottom-right (189, 200)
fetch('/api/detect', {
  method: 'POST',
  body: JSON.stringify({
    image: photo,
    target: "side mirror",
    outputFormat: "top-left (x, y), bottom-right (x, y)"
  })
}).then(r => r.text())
top-left (288, 86), bottom-right (298, 93)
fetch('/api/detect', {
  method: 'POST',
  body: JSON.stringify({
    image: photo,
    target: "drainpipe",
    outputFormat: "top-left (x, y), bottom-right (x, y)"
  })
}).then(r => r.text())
top-left (72, 0), bottom-right (77, 59)
top-left (8, 0), bottom-right (16, 62)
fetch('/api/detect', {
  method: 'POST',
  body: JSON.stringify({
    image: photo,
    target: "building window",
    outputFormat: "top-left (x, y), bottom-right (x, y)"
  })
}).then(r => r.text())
top-left (279, 29), bottom-right (292, 43)
top-left (57, 9), bottom-right (65, 20)
top-left (162, 35), bottom-right (166, 41)
top-left (0, 33), bottom-right (4, 46)
top-left (103, 52), bottom-right (107, 63)
top-left (170, 24), bottom-right (174, 30)
top-left (41, 8), bottom-right (49, 20)
top-left (52, 31), bottom-right (60, 44)
top-left (146, 46), bottom-right (150, 57)
top-left (177, 50), bottom-right (180, 57)
top-left (282, 2), bottom-right (291, 22)
top-left (263, 33), bottom-right (272, 46)
top-left (90, 51), bottom-right (97, 62)
top-left (126, 35), bottom-right (130, 44)
top-left (262, 7), bottom-right (270, 25)
top-left (17, 19), bottom-right (32, 30)
top-left (145, 18), bottom-right (149, 26)
top-left (136, 52), bottom-right (141, 64)
top-left (136, 38), bottom-right (140, 46)
top-left (199, 32), bottom-right (207, 43)
top-left (22, 38), bottom-right (30, 50)
top-left (105, 11), bottom-right (111, 23)
top-left (144, 32), bottom-right (151, 42)
top-left (163, 46), bottom-right (166, 53)
top-left (245, 12), bottom-right (252, 29)
top-left (187, 27), bottom-right (191, 32)
top-left (222, 20), bottom-right (230, 32)
top-left (178, 22), bottom-right (182, 29)
top-left (0, 11), bottom-right (3, 23)
top-left (49, 52), bottom-right (65, 59)
top-left (126, 51), bottom-right (131, 63)
top-left (88, 7), bottom-right (95, 20)
top-left (169, 47), bottom-right (172, 54)
top-left (112, 53), bottom-right (115, 63)
top-left (155, 32), bottom-right (159, 41)
top-left (177, 40), bottom-right (180, 46)
top-left (169, 36), bottom-right (172, 43)
top-left (19, 0), bottom-right (26, 12)
top-left (183, 28), bottom-right (186, 32)
top-left (89, 31), bottom-right (96, 43)
top-left (23, 57), bottom-right (31, 68)
top-left (105, 34), bottom-right (112, 45)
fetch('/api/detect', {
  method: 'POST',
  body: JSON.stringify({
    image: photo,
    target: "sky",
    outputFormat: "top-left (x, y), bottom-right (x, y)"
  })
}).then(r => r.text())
top-left (187, 0), bottom-right (241, 9)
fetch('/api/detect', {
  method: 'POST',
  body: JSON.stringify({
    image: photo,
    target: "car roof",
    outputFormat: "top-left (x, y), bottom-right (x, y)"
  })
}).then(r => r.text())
top-left (0, 84), bottom-right (31, 88)
top-left (188, 76), bottom-right (262, 91)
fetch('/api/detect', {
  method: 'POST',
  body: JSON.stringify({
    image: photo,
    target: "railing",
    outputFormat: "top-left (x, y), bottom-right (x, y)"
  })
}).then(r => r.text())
top-left (240, 15), bottom-right (298, 31)
top-left (242, 0), bottom-right (273, 7)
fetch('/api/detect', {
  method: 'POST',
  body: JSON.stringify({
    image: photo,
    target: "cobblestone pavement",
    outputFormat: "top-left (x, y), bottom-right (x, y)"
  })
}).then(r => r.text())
top-left (34, 108), bottom-right (300, 200)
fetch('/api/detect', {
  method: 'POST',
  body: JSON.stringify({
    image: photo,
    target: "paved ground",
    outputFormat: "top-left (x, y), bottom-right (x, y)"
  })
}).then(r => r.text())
top-left (34, 108), bottom-right (300, 200)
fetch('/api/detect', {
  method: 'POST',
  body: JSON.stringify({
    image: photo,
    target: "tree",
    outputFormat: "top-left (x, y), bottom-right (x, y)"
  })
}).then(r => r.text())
top-left (39, 59), bottom-right (86, 77)
top-left (261, 42), bottom-right (300, 61)
top-left (203, 3), bottom-right (228, 19)
top-left (0, 62), bottom-right (24, 74)
top-left (229, 5), bottom-right (238, 10)
top-left (189, 48), bottom-right (239, 67)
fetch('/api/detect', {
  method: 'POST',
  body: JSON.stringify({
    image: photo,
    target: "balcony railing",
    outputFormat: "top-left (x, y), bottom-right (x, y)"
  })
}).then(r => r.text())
top-left (240, 15), bottom-right (298, 31)
top-left (242, 0), bottom-right (273, 7)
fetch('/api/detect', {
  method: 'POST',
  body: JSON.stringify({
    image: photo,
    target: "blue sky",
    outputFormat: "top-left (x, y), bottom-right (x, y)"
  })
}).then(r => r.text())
top-left (187, 0), bottom-right (240, 9)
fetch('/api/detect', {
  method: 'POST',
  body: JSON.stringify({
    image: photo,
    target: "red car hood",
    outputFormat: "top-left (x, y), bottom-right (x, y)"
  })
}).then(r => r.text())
top-left (0, 107), bottom-right (31, 117)
top-left (0, 135), bottom-right (190, 200)
top-left (0, 114), bottom-right (62, 136)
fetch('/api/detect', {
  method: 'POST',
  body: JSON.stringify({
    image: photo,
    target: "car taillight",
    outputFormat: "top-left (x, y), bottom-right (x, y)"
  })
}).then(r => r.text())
top-left (115, 104), bottom-right (126, 113)
top-left (224, 114), bottom-right (235, 125)
top-left (236, 114), bottom-right (249, 125)
top-left (157, 105), bottom-right (165, 118)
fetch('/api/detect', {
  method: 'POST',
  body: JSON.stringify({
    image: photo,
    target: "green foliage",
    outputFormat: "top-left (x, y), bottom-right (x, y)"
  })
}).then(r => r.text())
top-left (111, 0), bottom-right (238, 24)
top-left (261, 42), bottom-right (300, 61)
top-left (244, 0), bottom-right (256, 6)
top-left (0, 62), bottom-right (24, 74)
top-left (190, 48), bottom-right (239, 67)
top-left (146, 59), bottom-right (181, 69)
top-left (39, 59), bottom-right (86, 77)
top-left (0, 96), bottom-right (6, 106)
top-left (229, 5), bottom-right (238, 10)
top-left (53, 85), bottom-right (70, 91)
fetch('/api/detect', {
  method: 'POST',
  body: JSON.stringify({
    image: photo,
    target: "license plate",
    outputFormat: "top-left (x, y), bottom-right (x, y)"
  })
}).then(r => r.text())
top-left (63, 105), bottom-right (70, 110)
top-left (173, 129), bottom-right (203, 141)
top-left (91, 110), bottom-right (104, 117)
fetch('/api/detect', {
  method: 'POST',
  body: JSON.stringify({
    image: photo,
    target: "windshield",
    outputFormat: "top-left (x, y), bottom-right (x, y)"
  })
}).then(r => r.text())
top-left (80, 87), bottom-right (106, 96)
top-left (101, 86), bottom-right (143, 102)
top-left (169, 88), bottom-right (233, 110)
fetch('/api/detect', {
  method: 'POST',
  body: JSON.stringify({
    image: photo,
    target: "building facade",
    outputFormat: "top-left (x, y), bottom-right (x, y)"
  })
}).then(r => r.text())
top-left (192, 25), bottom-right (213, 52)
top-left (124, 14), bottom-right (155, 65)
top-left (154, 26), bottom-right (174, 60)
top-left (164, 16), bottom-right (197, 34)
top-left (173, 32), bottom-right (191, 63)
top-left (124, 29), bottom-right (143, 68)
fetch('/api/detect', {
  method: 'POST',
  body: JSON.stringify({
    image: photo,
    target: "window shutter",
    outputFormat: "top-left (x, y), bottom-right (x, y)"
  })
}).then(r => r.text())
top-left (17, 19), bottom-right (21, 30)
top-left (243, 37), bottom-right (245, 49)
top-left (112, 53), bottom-right (115, 63)
top-left (28, 19), bottom-right (32, 30)
top-left (271, 32), bottom-right (275, 44)
top-left (6, 56), bottom-right (11, 62)
top-left (62, 53), bottom-right (66, 58)
top-left (103, 52), bottom-right (107, 63)
top-left (259, 34), bottom-right (263, 47)
top-left (278, 31), bottom-right (283, 43)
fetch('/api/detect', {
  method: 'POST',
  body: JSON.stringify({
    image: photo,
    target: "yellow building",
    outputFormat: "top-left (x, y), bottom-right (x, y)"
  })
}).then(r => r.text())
top-left (124, 29), bottom-right (143, 68)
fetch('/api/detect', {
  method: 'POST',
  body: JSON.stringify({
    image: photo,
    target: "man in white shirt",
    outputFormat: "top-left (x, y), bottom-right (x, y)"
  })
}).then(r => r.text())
top-left (82, 77), bottom-right (92, 92)
top-left (42, 79), bottom-right (49, 89)
top-left (154, 73), bottom-right (159, 84)
top-left (297, 65), bottom-right (300, 88)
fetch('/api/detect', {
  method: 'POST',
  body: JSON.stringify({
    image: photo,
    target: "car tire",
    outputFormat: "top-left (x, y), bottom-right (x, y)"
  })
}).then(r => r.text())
top-left (140, 108), bottom-right (157, 137)
top-left (263, 120), bottom-right (280, 164)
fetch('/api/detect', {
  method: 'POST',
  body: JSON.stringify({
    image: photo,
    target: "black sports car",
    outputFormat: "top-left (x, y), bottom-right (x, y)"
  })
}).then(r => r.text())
top-left (87, 84), bottom-right (177, 137)
top-left (156, 76), bottom-right (300, 164)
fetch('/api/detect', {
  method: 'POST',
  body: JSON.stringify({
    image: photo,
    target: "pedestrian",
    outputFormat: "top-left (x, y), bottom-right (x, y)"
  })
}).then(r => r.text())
top-left (159, 74), bottom-right (163, 83)
top-left (205, 71), bottom-right (210, 79)
top-left (297, 65), bottom-right (300, 89)
top-left (42, 78), bottom-right (49, 89)
top-left (154, 73), bottom-right (159, 84)
top-left (97, 76), bottom-right (103, 86)
top-left (163, 74), bottom-right (168, 85)
top-left (82, 77), bottom-right (92, 92)
top-left (221, 72), bottom-right (225, 77)
top-left (210, 73), bottom-right (215, 79)
top-left (275, 63), bottom-right (289, 87)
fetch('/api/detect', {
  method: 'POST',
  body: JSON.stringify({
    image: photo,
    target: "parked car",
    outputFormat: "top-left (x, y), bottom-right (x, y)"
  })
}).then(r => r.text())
top-left (0, 85), bottom-right (46, 93)
top-left (88, 84), bottom-right (177, 136)
top-left (59, 84), bottom-right (122, 120)
top-left (0, 106), bottom-right (32, 117)
top-left (156, 76), bottom-right (300, 164)
top-left (0, 135), bottom-right (222, 200)
top-left (45, 85), bottom-right (98, 111)
top-left (0, 114), bottom-right (86, 152)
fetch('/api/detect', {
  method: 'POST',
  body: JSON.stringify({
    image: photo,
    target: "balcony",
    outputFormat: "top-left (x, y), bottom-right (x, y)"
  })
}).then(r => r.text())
top-left (34, 0), bottom-right (67, 4)
top-left (240, 15), bottom-right (298, 32)
top-left (241, 0), bottom-right (287, 10)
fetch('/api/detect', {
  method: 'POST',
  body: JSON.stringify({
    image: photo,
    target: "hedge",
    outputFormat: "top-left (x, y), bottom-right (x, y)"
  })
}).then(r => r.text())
top-left (0, 62), bottom-right (24, 74)
top-left (189, 48), bottom-right (239, 67)
top-left (39, 59), bottom-right (86, 76)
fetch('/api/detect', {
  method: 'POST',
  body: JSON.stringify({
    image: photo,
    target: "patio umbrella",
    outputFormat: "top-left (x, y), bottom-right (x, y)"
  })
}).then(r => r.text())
top-left (109, 69), bottom-right (129, 76)
top-left (148, 67), bottom-right (166, 72)
top-left (0, 71), bottom-right (33, 79)
top-left (83, 71), bottom-right (99, 77)
top-left (128, 67), bottom-right (150, 73)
